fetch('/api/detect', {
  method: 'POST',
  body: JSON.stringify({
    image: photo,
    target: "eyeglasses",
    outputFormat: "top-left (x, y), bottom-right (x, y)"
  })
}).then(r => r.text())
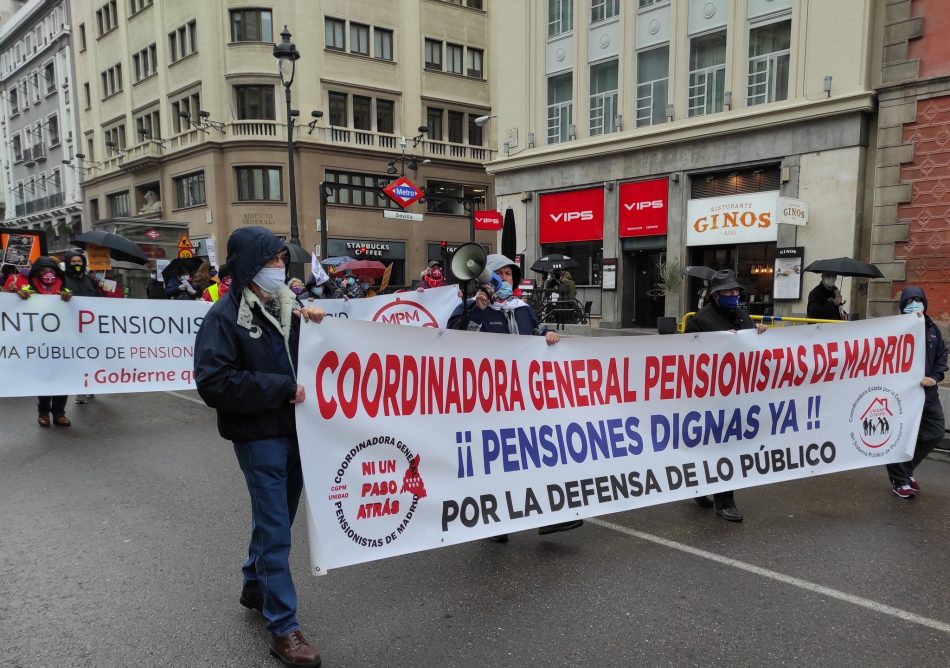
top-left (908, 297), bottom-right (924, 303)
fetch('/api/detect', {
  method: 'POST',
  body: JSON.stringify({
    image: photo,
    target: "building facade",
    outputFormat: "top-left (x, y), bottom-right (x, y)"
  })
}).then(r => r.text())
top-left (487, 0), bottom-right (882, 328)
top-left (69, 0), bottom-right (495, 287)
top-left (0, 0), bottom-right (83, 250)
top-left (870, 0), bottom-right (950, 329)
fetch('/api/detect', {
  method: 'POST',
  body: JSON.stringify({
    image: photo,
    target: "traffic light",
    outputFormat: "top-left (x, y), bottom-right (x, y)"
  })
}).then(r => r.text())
top-left (440, 241), bottom-right (448, 257)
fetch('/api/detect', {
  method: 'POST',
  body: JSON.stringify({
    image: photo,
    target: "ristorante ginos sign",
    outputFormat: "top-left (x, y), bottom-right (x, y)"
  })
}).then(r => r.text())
top-left (686, 191), bottom-right (779, 246)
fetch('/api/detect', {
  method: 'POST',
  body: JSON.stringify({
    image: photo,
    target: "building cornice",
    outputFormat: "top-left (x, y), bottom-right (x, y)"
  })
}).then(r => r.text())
top-left (485, 92), bottom-right (877, 175)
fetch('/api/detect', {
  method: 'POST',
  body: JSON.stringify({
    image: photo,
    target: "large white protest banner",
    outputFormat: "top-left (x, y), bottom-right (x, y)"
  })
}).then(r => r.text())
top-left (296, 314), bottom-right (925, 573)
top-left (0, 287), bottom-right (460, 397)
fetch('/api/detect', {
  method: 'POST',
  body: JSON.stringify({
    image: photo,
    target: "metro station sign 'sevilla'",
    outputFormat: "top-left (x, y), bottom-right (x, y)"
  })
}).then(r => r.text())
top-left (383, 177), bottom-right (424, 209)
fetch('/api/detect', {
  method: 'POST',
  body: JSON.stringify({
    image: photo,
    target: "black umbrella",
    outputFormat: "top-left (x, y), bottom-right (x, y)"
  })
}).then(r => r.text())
top-left (161, 256), bottom-right (204, 283)
top-left (531, 253), bottom-right (579, 273)
top-left (501, 208), bottom-right (517, 261)
top-left (804, 257), bottom-right (883, 279)
top-left (71, 230), bottom-right (148, 265)
top-left (282, 242), bottom-right (311, 264)
top-left (681, 265), bottom-right (718, 281)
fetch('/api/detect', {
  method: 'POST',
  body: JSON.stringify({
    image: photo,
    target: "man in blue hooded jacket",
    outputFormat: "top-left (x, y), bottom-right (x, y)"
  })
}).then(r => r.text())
top-left (886, 286), bottom-right (947, 498)
top-left (194, 226), bottom-right (325, 667)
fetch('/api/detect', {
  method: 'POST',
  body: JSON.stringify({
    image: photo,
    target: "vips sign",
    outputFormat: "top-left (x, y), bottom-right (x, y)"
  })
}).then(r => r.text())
top-left (474, 210), bottom-right (503, 231)
top-left (619, 179), bottom-right (668, 237)
top-left (539, 188), bottom-right (604, 244)
top-left (0, 287), bottom-right (460, 397)
top-left (296, 314), bottom-right (923, 572)
top-left (687, 191), bottom-right (780, 246)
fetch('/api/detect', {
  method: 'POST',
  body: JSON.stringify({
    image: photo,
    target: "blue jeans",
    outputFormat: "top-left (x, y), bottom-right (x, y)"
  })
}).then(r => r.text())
top-left (233, 436), bottom-right (304, 636)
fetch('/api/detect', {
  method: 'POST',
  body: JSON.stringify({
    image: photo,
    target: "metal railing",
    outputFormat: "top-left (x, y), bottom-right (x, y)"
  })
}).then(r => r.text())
top-left (677, 311), bottom-right (846, 333)
top-left (14, 192), bottom-right (65, 217)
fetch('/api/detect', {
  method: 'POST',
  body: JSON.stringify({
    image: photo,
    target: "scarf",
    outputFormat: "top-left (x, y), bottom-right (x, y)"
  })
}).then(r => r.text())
top-left (489, 297), bottom-right (529, 334)
top-left (237, 285), bottom-right (297, 377)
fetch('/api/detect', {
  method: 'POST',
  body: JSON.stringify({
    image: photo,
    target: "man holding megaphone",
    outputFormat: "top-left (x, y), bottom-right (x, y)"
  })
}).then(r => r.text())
top-left (448, 247), bottom-right (581, 542)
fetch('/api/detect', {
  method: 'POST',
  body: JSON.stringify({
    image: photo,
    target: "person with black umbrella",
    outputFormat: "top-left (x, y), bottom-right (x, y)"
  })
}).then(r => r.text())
top-left (684, 269), bottom-right (768, 522)
top-left (807, 273), bottom-right (847, 321)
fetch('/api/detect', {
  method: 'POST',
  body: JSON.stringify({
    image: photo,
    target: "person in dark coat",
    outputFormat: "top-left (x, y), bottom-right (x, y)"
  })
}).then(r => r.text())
top-left (684, 269), bottom-right (768, 522)
top-left (13, 257), bottom-right (74, 427)
top-left (194, 226), bottom-right (325, 668)
top-left (61, 251), bottom-right (102, 297)
top-left (807, 272), bottom-right (847, 320)
top-left (165, 267), bottom-right (198, 300)
top-left (448, 253), bottom-right (582, 542)
top-left (885, 286), bottom-right (948, 498)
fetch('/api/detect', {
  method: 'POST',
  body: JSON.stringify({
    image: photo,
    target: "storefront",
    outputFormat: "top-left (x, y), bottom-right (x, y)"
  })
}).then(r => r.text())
top-left (538, 187), bottom-right (604, 287)
top-left (686, 190), bottom-right (779, 315)
top-left (618, 178), bottom-right (669, 328)
top-left (327, 238), bottom-right (406, 287)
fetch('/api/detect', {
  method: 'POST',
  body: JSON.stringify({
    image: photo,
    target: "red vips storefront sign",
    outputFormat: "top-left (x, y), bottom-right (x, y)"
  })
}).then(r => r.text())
top-left (474, 210), bottom-right (503, 231)
top-left (619, 178), bottom-right (668, 237)
top-left (539, 188), bottom-right (604, 244)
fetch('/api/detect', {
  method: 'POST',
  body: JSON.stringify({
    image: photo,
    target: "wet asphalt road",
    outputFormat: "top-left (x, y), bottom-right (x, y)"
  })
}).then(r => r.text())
top-left (1, 391), bottom-right (948, 667)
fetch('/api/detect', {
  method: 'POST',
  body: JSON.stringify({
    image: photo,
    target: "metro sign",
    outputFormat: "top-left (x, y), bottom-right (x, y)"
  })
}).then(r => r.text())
top-left (145, 229), bottom-right (160, 240)
top-left (382, 176), bottom-right (424, 209)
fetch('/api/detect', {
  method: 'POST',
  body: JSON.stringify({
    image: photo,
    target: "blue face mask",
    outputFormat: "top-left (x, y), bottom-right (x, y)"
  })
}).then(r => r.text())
top-left (903, 301), bottom-right (924, 314)
top-left (495, 281), bottom-right (513, 301)
top-left (716, 294), bottom-right (741, 309)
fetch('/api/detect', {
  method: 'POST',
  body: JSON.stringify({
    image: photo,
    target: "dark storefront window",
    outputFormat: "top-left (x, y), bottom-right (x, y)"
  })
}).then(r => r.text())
top-left (690, 165), bottom-right (781, 197)
top-left (325, 170), bottom-right (398, 209)
top-left (539, 242), bottom-right (602, 286)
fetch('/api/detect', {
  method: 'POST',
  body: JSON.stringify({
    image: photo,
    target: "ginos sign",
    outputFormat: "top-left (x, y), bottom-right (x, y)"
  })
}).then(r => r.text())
top-left (619, 179), bottom-right (669, 238)
top-left (539, 188), bottom-right (604, 244)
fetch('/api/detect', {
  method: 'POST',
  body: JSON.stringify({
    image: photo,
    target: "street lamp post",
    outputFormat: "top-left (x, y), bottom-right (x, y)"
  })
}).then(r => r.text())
top-left (273, 26), bottom-right (301, 247)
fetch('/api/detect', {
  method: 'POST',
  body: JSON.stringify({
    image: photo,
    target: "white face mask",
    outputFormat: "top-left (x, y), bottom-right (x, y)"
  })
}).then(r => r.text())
top-left (822, 277), bottom-right (836, 288)
top-left (903, 301), bottom-right (925, 314)
top-left (252, 266), bottom-right (286, 295)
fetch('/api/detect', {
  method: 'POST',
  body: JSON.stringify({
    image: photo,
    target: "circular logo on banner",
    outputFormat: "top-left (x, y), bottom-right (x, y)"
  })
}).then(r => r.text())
top-left (848, 387), bottom-right (904, 457)
top-left (329, 436), bottom-right (426, 549)
top-left (372, 298), bottom-right (439, 328)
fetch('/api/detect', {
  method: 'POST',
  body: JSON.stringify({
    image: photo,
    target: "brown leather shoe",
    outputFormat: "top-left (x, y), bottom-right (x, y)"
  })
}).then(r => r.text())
top-left (38, 414), bottom-right (50, 428)
top-left (53, 415), bottom-right (71, 427)
top-left (270, 630), bottom-right (321, 667)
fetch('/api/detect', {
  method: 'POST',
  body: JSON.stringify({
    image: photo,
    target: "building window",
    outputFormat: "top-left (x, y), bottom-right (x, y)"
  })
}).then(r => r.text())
top-left (101, 63), bottom-right (123, 98)
top-left (374, 28), bottom-right (393, 61)
top-left (467, 48), bottom-right (483, 78)
top-left (547, 72), bottom-right (573, 144)
top-left (90, 198), bottom-right (100, 222)
top-left (353, 95), bottom-right (372, 130)
top-left (79, 23), bottom-right (86, 50)
top-left (47, 114), bottom-right (60, 146)
top-left (448, 111), bottom-right (464, 143)
top-left (424, 39), bottom-right (442, 70)
top-left (130, 0), bottom-right (153, 15)
top-left (132, 43), bottom-right (157, 82)
top-left (639, 0), bottom-right (663, 7)
top-left (688, 30), bottom-right (727, 117)
top-left (548, 0), bottom-right (573, 37)
top-left (540, 242), bottom-right (601, 285)
top-left (12, 135), bottom-right (22, 162)
top-left (104, 124), bottom-right (126, 154)
top-left (589, 60), bottom-right (618, 136)
top-left (467, 0), bottom-right (483, 8)
top-left (468, 115), bottom-right (483, 146)
top-left (169, 19), bottom-right (198, 63)
top-left (325, 170), bottom-right (397, 209)
top-left (236, 166), bottom-right (282, 201)
top-left (636, 45), bottom-right (669, 127)
top-left (325, 18), bottom-right (345, 51)
top-left (171, 89), bottom-right (201, 132)
top-left (591, 0), bottom-right (619, 23)
top-left (230, 9), bottom-right (272, 42)
top-left (9, 86), bottom-right (18, 114)
top-left (82, 83), bottom-right (90, 108)
top-left (43, 62), bottom-right (55, 94)
top-left (350, 22), bottom-right (369, 56)
top-left (96, 1), bottom-right (118, 37)
top-left (235, 85), bottom-right (275, 120)
top-left (427, 107), bottom-right (443, 140)
top-left (690, 165), bottom-right (781, 198)
top-left (328, 92), bottom-right (347, 126)
top-left (107, 190), bottom-right (131, 217)
top-left (377, 99), bottom-right (394, 134)
top-left (747, 19), bottom-right (791, 106)
top-left (175, 171), bottom-right (206, 208)
top-left (426, 181), bottom-right (485, 215)
top-left (30, 72), bottom-right (40, 103)
top-left (135, 109), bottom-right (160, 140)
top-left (446, 43), bottom-right (463, 74)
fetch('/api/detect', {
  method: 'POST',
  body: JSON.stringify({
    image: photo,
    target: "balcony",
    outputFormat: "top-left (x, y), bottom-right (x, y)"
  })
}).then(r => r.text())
top-left (32, 143), bottom-right (46, 162)
top-left (321, 128), bottom-right (494, 163)
top-left (14, 192), bottom-right (65, 217)
top-left (120, 141), bottom-right (163, 172)
top-left (22, 146), bottom-right (34, 165)
top-left (227, 120), bottom-right (282, 140)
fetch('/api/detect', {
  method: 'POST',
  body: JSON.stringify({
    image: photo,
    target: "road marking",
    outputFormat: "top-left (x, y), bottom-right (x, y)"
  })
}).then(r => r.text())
top-left (165, 391), bottom-right (207, 406)
top-left (588, 517), bottom-right (950, 635)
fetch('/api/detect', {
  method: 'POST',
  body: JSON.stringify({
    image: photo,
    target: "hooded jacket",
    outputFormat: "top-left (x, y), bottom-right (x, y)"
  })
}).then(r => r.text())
top-left (194, 227), bottom-right (301, 441)
top-left (27, 256), bottom-right (66, 295)
top-left (61, 252), bottom-right (102, 297)
top-left (684, 299), bottom-right (754, 333)
top-left (900, 287), bottom-right (947, 409)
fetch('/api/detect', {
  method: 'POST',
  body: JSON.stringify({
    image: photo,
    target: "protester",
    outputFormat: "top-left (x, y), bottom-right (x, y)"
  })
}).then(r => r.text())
top-left (448, 253), bottom-right (582, 542)
top-left (146, 271), bottom-right (166, 299)
top-left (807, 272), bottom-right (848, 320)
top-left (684, 269), bottom-right (768, 522)
top-left (419, 260), bottom-right (445, 289)
top-left (287, 277), bottom-right (307, 307)
top-left (193, 261), bottom-right (214, 295)
top-left (101, 270), bottom-right (126, 298)
top-left (201, 264), bottom-right (231, 302)
top-left (62, 251), bottom-right (102, 404)
top-left (339, 268), bottom-right (365, 299)
top-left (194, 226), bottom-right (325, 668)
top-left (559, 270), bottom-right (577, 302)
top-left (166, 267), bottom-right (198, 300)
top-left (2, 263), bottom-right (23, 291)
top-left (885, 287), bottom-right (947, 499)
top-left (13, 257), bottom-right (73, 427)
